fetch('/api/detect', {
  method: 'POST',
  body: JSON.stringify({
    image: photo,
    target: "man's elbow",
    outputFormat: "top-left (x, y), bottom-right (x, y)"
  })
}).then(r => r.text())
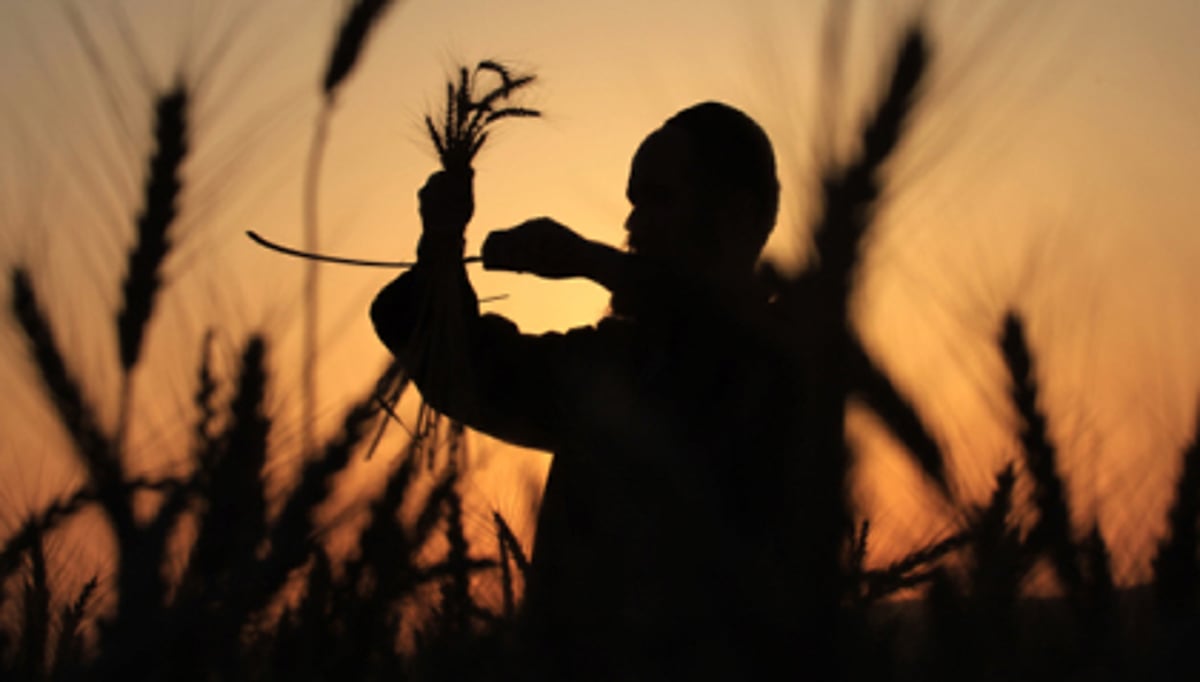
top-left (369, 292), bottom-right (392, 352)
top-left (369, 278), bottom-right (411, 358)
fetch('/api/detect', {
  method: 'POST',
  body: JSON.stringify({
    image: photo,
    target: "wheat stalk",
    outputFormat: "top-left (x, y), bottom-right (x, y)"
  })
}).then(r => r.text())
top-left (1000, 313), bottom-right (1082, 597)
top-left (16, 526), bottom-right (49, 681)
top-left (50, 576), bottom-right (99, 678)
top-left (1078, 523), bottom-right (1116, 660)
top-left (300, 0), bottom-right (401, 457)
top-left (438, 481), bottom-right (472, 637)
top-left (493, 510), bottom-right (530, 576)
top-left (116, 85), bottom-right (187, 374)
top-left (850, 342), bottom-right (950, 495)
top-left (9, 268), bottom-right (128, 529)
top-left (322, 0), bottom-right (400, 101)
top-left (0, 478), bottom-right (185, 597)
top-left (862, 530), bottom-right (970, 602)
top-left (181, 336), bottom-right (270, 611)
top-left (424, 60), bottom-right (539, 173)
top-left (365, 361), bottom-right (412, 458)
top-left (810, 26), bottom-right (927, 291)
top-left (1153, 407), bottom-right (1200, 616)
top-left (345, 453), bottom-right (419, 592)
top-left (778, 26), bottom-right (931, 644)
top-left (244, 59), bottom-right (536, 277)
top-left (248, 393), bottom-right (377, 617)
top-left (192, 330), bottom-right (217, 449)
top-left (407, 52), bottom-right (538, 461)
top-left (495, 515), bottom-right (517, 618)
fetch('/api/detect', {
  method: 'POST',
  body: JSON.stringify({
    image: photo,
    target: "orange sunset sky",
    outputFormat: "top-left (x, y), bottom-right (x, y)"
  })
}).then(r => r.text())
top-left (1, 0), bottom-right (1199, 584)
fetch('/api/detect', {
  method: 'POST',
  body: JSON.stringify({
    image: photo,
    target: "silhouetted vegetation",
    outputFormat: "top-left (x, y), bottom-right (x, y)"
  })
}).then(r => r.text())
top-left (5, 255), bottom-right (516, 680)
top-left (2, 9), bottom-right (1198, 682)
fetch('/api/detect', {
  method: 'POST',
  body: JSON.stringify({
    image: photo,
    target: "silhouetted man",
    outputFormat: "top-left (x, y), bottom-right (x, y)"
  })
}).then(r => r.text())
top-left (372, 102), bottom-right (805, 680)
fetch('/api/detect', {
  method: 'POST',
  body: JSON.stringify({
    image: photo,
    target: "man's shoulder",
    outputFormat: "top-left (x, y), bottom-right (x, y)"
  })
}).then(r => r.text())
top-left (588, 314), bottom-right (632, 335)
top-left (476, 312), bottom-right (632, 348)
top-left (558, 315), bottom-right (634, 353)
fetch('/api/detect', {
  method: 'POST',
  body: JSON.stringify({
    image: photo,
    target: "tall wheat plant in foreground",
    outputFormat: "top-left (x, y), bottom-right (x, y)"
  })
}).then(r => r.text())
top-left (302, 0), bottom-right (402, 457)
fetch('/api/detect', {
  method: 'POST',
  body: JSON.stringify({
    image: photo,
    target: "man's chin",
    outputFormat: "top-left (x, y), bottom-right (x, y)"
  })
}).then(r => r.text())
top-left (608, 291), bottom-right (632, 319)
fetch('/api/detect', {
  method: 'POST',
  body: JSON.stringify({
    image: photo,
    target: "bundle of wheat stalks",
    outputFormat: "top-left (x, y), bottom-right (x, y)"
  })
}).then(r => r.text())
top-left (374, 59), bottom-right (539, 470)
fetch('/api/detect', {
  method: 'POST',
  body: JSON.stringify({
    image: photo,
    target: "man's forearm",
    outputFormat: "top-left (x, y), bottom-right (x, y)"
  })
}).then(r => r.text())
top-left (579, 239), bottom-right (631, 295)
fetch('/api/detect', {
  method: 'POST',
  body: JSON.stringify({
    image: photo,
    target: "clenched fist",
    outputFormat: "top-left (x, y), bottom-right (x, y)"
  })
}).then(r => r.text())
top-left (482, 218), bottom-right (598, 279)
top-left (417, 169), bottom-right (473, 261)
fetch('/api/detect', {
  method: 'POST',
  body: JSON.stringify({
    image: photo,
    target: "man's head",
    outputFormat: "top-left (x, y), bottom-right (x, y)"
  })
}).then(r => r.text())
top-left (625, 101), bottom-right (779, 279)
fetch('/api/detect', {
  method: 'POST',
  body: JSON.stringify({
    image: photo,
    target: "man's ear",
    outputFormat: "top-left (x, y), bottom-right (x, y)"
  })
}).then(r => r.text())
top-left (730, 187), bottom-right (758, 222)
top-left (715, 188), bottom-right (761, 255)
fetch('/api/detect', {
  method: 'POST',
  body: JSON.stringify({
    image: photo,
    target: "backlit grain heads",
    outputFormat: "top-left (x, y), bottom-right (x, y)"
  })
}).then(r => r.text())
top-left (117, 85), bottom-right (187, 373)
top-left (424, 60), bottom-right (539, 173)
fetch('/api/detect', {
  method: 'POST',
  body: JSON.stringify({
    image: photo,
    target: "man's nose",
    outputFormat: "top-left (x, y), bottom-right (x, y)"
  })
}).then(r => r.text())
top-left (624, 208), bottom-right (641, 235)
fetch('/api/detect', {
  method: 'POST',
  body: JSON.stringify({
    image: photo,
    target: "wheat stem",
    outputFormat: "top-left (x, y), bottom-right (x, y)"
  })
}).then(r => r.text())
top-left (246, 230), bottom-right (482, 268)
top-left (300, 108), bottom-right (331, 458)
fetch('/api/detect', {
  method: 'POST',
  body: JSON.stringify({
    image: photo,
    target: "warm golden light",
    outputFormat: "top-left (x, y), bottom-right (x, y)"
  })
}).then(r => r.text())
top-left (2, 1), bottom-right (1200, 677)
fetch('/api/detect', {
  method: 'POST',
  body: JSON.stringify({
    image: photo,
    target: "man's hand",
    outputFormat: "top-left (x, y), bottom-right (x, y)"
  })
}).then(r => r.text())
top-left (417, 169), bottom-right (474, 262)
top-left (482, 218), bottom-right (603, 280)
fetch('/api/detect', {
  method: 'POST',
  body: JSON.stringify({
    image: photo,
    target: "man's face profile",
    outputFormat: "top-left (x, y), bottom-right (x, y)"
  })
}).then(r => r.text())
top-left (624, 126), bottom-right (702, 265)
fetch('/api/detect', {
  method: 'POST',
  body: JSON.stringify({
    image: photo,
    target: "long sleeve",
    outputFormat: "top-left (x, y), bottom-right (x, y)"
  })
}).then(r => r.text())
top-left (369, 262), bottom-right (568, 452)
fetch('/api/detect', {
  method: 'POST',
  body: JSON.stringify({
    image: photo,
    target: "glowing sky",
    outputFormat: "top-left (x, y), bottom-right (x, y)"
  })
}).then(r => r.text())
top-left (2, 0), bottom-right (1199, 581)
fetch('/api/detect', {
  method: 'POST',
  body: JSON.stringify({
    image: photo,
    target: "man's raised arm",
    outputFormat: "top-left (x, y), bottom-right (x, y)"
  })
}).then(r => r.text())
top-left (369, 170), bottom-right (562, 452)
